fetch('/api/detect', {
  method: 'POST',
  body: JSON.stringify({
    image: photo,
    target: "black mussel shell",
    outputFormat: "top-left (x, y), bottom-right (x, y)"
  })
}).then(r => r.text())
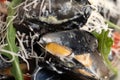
top-left (39, 29), bottom-right (98, 54)
top-left (38, 29), bottom-right (109, 79)
top-left (13, 0), bottom-right (93, 37)
top-left (32, 67), bottom-right (97, 80)
top-left (16, 0), bottom-right (91, 23)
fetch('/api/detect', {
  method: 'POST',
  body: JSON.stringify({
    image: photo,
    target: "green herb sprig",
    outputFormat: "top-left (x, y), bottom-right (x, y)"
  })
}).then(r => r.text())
top-left (6, 0), bottom-right (23, 80)
top-left (92, 30), bottom-right (117, 75)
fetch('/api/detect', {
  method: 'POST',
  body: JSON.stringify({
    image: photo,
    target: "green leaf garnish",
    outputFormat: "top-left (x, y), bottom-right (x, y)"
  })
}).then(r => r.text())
top-left (92, 30), bottom-right (117, 74)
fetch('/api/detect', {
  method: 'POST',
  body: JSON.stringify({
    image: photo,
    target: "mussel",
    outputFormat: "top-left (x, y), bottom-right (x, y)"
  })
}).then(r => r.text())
top-left (31, 29), bottom-right (109, 80)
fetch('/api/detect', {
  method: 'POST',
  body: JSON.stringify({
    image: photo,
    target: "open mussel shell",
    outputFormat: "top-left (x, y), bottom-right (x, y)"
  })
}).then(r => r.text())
top-left (38, 29), bottom-right (109, 79)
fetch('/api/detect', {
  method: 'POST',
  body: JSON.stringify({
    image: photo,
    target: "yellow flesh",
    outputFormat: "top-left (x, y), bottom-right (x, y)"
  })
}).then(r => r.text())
top-left (45, 42), bottom-right (71, 57)
top-left (75, 54), bottom-right (93, 67)
top-left (77, 69), bottom-right (93, 77)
